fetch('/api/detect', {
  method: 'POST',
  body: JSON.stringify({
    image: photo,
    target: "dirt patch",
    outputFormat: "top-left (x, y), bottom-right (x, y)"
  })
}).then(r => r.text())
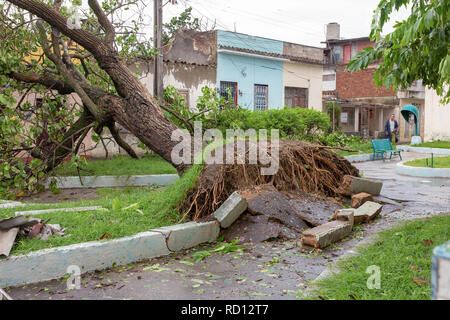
top-left (181, 140), bottom-right (359, 220)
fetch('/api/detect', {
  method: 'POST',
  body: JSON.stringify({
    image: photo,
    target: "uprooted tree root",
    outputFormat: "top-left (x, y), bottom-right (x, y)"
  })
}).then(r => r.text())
top-left (180, 140), bottom-right (359, 221)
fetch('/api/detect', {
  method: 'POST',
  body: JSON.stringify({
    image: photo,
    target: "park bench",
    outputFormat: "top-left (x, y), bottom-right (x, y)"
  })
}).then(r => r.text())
top-left (371, 139), bottom-right (402, 162)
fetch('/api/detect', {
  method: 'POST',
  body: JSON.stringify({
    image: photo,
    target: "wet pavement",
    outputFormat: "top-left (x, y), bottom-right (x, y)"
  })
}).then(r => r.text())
top-left (5, 152), bottom-right (450, 300)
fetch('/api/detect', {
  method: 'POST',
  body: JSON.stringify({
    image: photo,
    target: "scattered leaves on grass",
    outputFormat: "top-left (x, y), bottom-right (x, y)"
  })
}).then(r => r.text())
top-left (410, 266), bottom-right (421, 272)
top-left (413, 276), bottom-right (428, 286)
top-left (99, 233), bottom-right (111, 240)
top-left (423, 239), bottom-right (433, 247)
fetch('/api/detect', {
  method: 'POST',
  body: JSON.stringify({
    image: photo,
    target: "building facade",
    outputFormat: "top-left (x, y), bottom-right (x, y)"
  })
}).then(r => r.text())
top-left (322, 23), bottom-right (426, 142)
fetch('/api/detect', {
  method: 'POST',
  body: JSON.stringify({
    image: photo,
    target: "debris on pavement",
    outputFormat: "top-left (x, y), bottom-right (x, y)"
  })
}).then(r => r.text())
top-left (0, 216), bottom-right (65, 257)
top-left (300, 218), bottom-right (353, 249)
top-left (349, 176), bottom-right (383, 196)
top-left (353, 201), bottom-right (383, 224)
top-left (0, 228), bottom-right (19, 257)
top-left (351, 192), bottom-right (373, 208)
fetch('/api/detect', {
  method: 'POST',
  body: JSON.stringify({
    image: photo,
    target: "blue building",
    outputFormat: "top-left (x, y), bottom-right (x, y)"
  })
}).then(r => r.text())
top-left (216, 30), bottom-right (284, 110)
top-left (156, 29), bottom-right (325, 111)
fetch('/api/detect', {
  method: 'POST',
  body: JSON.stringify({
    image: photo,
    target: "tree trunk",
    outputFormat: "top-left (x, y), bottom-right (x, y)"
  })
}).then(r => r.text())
top-left (8, 0), bottom-right (188, 173)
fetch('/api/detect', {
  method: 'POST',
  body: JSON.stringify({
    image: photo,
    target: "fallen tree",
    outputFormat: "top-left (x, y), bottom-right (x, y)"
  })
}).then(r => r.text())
top-left (1, 1), bottom-right (359, 223)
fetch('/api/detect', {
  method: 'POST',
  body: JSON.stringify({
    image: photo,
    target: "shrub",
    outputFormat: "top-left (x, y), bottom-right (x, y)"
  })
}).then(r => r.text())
top-left (163, 86), bottom-right (331, 141)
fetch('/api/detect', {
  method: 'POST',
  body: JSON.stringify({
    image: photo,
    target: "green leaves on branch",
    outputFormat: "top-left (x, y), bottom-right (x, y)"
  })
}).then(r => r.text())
top-left (348, 0), bottom-right (449, 103)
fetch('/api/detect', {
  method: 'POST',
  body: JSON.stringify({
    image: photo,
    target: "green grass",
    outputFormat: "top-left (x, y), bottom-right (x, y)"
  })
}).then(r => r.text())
top-left (404, 156), bottom-right (450, 168)
top-left (0, 164), bottom-right (203, 257)
top-left (307, 215), bottom-right (450, 300)
top-left (53, 154), bottom-right (177, 177)
top-left (412, 140), bottom-right (450, 149)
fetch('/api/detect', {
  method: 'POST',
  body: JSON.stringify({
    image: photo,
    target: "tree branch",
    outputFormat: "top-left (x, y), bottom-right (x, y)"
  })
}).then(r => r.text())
top-left (88, 0), bottom-right (115, 46)
top-left (108, 122), bottom-right (139, 159)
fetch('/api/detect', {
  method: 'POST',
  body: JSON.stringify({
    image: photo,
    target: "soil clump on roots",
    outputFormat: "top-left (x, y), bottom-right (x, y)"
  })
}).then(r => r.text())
top-left (181, 140), bottom-right (359, 221)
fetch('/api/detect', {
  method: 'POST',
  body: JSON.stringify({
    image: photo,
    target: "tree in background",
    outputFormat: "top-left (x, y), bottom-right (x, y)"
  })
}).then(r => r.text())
top-left (163, 7), bottom-right (201, 44)
top-left (348, 0), bottom-right (449, 102)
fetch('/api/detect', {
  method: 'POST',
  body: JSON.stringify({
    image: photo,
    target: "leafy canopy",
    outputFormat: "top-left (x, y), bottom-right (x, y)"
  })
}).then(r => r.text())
top-left (347, 0), bottom-right (449, 102)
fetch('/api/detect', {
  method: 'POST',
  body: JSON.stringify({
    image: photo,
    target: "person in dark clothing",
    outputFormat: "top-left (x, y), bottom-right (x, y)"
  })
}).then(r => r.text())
top-left (384, 113), bottom-right (399, 143)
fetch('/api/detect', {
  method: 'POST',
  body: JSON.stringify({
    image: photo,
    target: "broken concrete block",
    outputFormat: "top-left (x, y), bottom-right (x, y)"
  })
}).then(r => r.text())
top-left (350, 177), bottom-right (383, 195)
top-left (301, 220), bottom-right (353, 249)
top-left (334, 209), bottom-right (355, 226)
top-left (351, 192), bottom-right (373, 208)
top-left (213, 191), bottom-right (247, 228)
top-left (152, 221), bottom-right (220, 252)
top-left (354, 201), bottom-right (383, 224)
top-left (0, 228), bottom-right (19, 257)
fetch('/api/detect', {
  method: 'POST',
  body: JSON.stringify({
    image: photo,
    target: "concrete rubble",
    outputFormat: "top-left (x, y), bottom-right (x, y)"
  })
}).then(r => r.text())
top-left (0, 215), bottom-right (65, 257)
top-left (351, 192), bottom-right (373, 208)
top-left (301, 218), bottom-right (353, 249)
top-left (353, 201), bottom-right (383, 224)
top-left (350, 176), bottom-right (383, 196)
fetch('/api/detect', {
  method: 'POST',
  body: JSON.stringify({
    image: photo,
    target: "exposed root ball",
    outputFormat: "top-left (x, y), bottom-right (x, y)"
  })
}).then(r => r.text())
top-left (181, 140), bottom-right (359, 220)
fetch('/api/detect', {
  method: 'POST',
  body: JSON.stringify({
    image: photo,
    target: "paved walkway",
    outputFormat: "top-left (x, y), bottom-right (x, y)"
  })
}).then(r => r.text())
top-left (6, 152), bottom-right (450, 300)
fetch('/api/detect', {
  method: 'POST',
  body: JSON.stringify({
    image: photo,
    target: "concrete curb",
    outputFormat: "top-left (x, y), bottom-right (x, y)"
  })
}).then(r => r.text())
top-left (0, 192), bottom-right (247, 288)
top-left (15, 206), bottom-right (103, 216)
top-left (45, 174), bottom-right (179, 189)
top-left (303, 236), bottom-right (376, 298)
top-left (397, 145), bottom-right (450, 155)
top-left (0, 201), bottom-right (25, 209)
top-left (396, 162), bottom-right (450, 178)
top-left (344, 154), bottom-right (373, 163)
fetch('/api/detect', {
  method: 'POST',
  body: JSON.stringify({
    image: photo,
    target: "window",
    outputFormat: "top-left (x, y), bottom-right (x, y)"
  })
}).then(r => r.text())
top-left (323, 74), bottom-right (336, 81)
top-left (220, 81), bottom-right (238, 106)
top-left (284, 87), bottom-right (308, 108)
top-left (254, 84), bottom-right (268, 111)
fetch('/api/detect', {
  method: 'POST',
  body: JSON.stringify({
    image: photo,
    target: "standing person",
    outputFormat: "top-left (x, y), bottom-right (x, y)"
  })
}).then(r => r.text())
top-left (384, 114), bottom-right (399, 144)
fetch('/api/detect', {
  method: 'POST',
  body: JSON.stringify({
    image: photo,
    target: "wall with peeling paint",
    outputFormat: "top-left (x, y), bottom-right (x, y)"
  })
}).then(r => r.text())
top-left (282, 61), bottom-right (323, 111)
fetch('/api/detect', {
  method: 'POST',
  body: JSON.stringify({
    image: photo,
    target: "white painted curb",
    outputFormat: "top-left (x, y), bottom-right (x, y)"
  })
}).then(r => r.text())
top-left (397, 145), bottom-right (450, 155)
top-left (396, 162), bottom-right (450, 178)
top-left (15, 206), bottom-right (103, 216)
top-left (0, 192), bottom-right (247, 288)
top-left (344, 154), bottom-right (373, 163)
top-left (0, 231), bottom-right (170, 287)
top-left (45, 174), bottom-right (179, 189)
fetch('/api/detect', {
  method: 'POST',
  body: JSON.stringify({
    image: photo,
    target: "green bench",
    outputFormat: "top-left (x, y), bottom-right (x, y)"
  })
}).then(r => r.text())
top-left (371, 139), bottom-right (402, 162)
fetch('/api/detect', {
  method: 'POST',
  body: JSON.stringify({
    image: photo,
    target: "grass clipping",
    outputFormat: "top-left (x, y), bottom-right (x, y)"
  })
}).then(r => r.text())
top-left (181, 140), bottom-right (359, 220)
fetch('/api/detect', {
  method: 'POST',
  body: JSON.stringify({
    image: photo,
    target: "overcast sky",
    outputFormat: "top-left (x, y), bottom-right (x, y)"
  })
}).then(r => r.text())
top-left (160, 0), bottom-right (411, 47)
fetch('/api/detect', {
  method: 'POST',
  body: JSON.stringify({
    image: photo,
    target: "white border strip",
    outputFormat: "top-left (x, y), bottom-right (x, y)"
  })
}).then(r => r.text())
top-left (397, 145), bottom-right (450, 155)
top-left (45, 174), bottom-right (179, 189)
top-left (396, 162), bottom-right (450, 178)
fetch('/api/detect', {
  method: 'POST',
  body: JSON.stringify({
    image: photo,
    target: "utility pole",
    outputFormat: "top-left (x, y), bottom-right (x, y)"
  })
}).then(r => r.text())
top-left (153, 0), bottom-right (163, 102)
